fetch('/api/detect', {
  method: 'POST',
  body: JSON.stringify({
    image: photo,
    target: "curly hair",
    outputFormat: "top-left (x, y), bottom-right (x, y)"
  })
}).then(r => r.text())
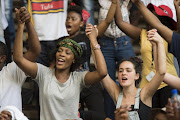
top-left (119, 57), bottom-right (143, 87)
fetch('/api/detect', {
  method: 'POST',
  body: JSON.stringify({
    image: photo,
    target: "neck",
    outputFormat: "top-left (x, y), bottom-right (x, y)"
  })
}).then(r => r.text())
top-left (55, 68), bottom-right (71, 83)
top-left (123, 85), bottom-right (138, 98)
top-left (67, 30), bottom-right (80, 39)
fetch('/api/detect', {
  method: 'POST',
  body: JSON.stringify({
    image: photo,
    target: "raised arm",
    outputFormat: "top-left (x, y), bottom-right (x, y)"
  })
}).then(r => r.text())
top-left (13, 7), bottom-right (38, 79)
top-left (83, 24), bottom-right (107, 85)
top-left (142, 30), bottom-right (166, 106)
top-left (132, 0), bottom-right (173, 43)
top-left (97, 0), bottom-right (117, 37)
top-left (87, 24), bottom-right (120, 104)
top-left (174, 0), bottom-right (180, 33)
top-left (114, 0), bottom-right (141, 40)
top-left (163, 73), bottom-right (180, 91)
top-left (18, 7), bottom-right (41, 62)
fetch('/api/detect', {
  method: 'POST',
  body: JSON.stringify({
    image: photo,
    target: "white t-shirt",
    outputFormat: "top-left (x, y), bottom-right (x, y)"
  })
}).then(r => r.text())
top-left (34, 63), bottom-right (88, 120)
top-left (0, 62), bottom-right (26, 111)
top-left (141, 0), bottom-right (177, 22)
top-left (30, 0), bottom-right (69, 41)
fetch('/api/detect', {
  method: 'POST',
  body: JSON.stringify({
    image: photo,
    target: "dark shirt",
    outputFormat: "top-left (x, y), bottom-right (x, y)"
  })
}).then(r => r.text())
top-left (131, 99), bottom-right (151, 120)
top-left (169, 32), bottom-right (180, 68)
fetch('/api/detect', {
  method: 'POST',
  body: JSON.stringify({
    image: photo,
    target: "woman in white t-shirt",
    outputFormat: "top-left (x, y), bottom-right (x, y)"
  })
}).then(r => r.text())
top-left (13, 8), bottom-right (107, 120)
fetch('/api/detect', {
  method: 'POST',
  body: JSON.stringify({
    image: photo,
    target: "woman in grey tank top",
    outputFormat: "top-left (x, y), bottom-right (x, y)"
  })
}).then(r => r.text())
top-left (92, 30), bottom-right (166, 119)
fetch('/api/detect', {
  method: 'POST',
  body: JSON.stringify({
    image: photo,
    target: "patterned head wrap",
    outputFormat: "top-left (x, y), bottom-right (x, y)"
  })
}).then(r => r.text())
top-left (57, 38), bottom-right (83, 57)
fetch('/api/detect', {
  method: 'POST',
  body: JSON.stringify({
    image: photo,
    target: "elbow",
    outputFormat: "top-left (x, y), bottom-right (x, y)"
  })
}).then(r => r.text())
top-left (13, 55), bottom-right (22, 65)
top-left (36, 46), bottom-right (41, 56)
top-left (30, 45), bottom-right (41, 56)
top-left (158, 71), bottom-right (166, 76)
top-left (99, 70), bottom-right (108, 80)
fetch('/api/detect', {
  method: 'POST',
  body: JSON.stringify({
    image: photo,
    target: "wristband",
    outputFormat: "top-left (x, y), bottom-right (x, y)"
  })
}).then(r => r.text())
top-left (93, 44), bottom-right (100, 50)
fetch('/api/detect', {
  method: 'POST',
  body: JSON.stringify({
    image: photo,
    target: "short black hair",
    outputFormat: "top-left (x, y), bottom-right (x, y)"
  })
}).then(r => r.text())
top-left (67, 5), bottom-right (83, 21)
top-left (0, 41), bottom-right (8, 56)
top-left (119, 57), bottom-right (143, 87)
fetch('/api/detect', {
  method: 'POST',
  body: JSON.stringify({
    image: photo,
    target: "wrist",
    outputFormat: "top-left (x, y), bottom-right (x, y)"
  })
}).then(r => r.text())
top-left (92, 44), bottom-right (100, 50)
top-left (112, 1), bottom-right (117, 4)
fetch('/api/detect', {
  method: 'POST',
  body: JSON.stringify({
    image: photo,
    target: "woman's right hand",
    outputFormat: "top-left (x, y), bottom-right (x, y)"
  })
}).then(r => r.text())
top-left (85, 24), bottom-right (98, 40)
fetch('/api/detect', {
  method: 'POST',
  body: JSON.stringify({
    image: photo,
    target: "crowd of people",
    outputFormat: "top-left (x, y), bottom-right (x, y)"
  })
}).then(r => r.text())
top-left (0, 0), bottom-right (180, 120)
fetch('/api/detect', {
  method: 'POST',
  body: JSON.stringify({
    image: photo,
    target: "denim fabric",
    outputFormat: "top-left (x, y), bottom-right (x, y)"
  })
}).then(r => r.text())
top-left (81, 0), bottom-right (94, 25)
top-left (100, 35), bottom-right (135, 120)
top-left (4, 0), bottom-right (15, 46)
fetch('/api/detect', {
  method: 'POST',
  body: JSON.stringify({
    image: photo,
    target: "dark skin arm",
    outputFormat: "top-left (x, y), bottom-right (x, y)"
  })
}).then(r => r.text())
top-left (114, 0), bottom-right (142, 40)
top-left (132, 0), bottom-right (173, 44)
top-left (18, 7), bottom-right (41, 62)
top-left (174, 0), bottom-right (180, 33)
top-left (97, 0), bottom-right (117, 37)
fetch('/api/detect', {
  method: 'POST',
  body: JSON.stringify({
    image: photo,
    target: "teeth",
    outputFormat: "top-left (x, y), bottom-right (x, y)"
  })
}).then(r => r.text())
top-left (58, 58), bottom-right (64, 62)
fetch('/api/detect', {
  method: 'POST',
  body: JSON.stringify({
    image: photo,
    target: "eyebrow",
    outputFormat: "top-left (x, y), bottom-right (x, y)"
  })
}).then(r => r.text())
top-left (119, 68), bottom-right (132, 70)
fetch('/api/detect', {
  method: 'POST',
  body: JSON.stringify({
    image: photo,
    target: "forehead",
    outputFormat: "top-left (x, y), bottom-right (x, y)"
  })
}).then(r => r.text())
top-left (119, 61), bottom-right (134, 69)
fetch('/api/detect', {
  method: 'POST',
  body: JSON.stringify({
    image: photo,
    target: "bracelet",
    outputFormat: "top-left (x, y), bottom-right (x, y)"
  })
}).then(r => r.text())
top-left (93, 44), bottom-right (101, 50)
top-left (112, 1), bottom-right (117, 4)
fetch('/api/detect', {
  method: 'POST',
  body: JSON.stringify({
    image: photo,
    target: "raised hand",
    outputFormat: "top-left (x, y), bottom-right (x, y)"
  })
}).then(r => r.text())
top-left (147, 29), bottom-right (163, 45)
top-left (15, 8), bottom-right (22, 24)
top-left (174, 0), bottom-right (180, 9)
top-left (0, 111), bottom-right (12, 120)
top-left (85, 23), bottom-right (98, 40)
top-left (19, 7), bottom-right (31, 24)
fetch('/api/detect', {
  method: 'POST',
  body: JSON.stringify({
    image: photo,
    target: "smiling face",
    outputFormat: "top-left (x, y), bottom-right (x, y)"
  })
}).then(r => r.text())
top-left (55, 47), bottom-right (75, 70)
top-left (118, 61), bottom-right (139, 87)
top-left (66, 11), bottom-right (83, 36)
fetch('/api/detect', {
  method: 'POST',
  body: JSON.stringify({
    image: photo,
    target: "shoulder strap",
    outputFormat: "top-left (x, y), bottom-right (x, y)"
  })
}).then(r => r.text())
top-left (134, 88), bottom-right (141, 109)
top-left (116, 90), bottom-right (123, 109)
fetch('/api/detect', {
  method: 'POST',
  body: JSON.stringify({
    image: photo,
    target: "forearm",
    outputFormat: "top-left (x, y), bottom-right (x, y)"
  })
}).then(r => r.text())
top-left (13, 23), bottom-right (25, 64)
top-left (157, 41), bottom-right (166, 75)
top-left (175, 8), bottom-right (180, 33)
top-left (90, 37), bottom-right (107, 78)
top-left (115, 0), bottom-right (141, 40)
top-left (24, 22), bottom-right (41, 61)
top-left (105, 0), bottom-right (117, 24)
top-left (152, 44), bottom-right (158, 71)
top-left (164, 73), bottom-right (180, 91)
top-left (135, 1), bottom-right (173, 43)
top-left (97, 0), bottom-right (117, 37)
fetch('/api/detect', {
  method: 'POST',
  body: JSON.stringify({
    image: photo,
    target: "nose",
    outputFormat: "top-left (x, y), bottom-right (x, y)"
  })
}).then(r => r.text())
top-left (66, 18), bottom-right (72, 23)
top-left (122, 70), bottom-right (127, 75)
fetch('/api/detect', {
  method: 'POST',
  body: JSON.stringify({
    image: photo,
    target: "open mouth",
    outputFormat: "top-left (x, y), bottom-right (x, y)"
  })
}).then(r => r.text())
top-left (66, 25), bottom-right (72, 32)
top-left (122, 77), bottom-right (127, 80)
top-left (57, 58), bottom-right (65, 65)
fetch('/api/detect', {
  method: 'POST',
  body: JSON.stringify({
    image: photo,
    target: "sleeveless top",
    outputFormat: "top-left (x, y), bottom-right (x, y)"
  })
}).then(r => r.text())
top-left (116, 88), bottom-right (151, 120)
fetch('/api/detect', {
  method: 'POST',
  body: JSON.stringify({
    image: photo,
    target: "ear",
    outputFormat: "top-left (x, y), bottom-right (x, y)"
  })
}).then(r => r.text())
top-left (73, 59), bottom-right (76, 64)
top-left (135, 73), bottom-right (140, 81)
top-left (0, 55), bottom-right (6, 64)
top-left (80, 21), bottom-right (84, 27)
